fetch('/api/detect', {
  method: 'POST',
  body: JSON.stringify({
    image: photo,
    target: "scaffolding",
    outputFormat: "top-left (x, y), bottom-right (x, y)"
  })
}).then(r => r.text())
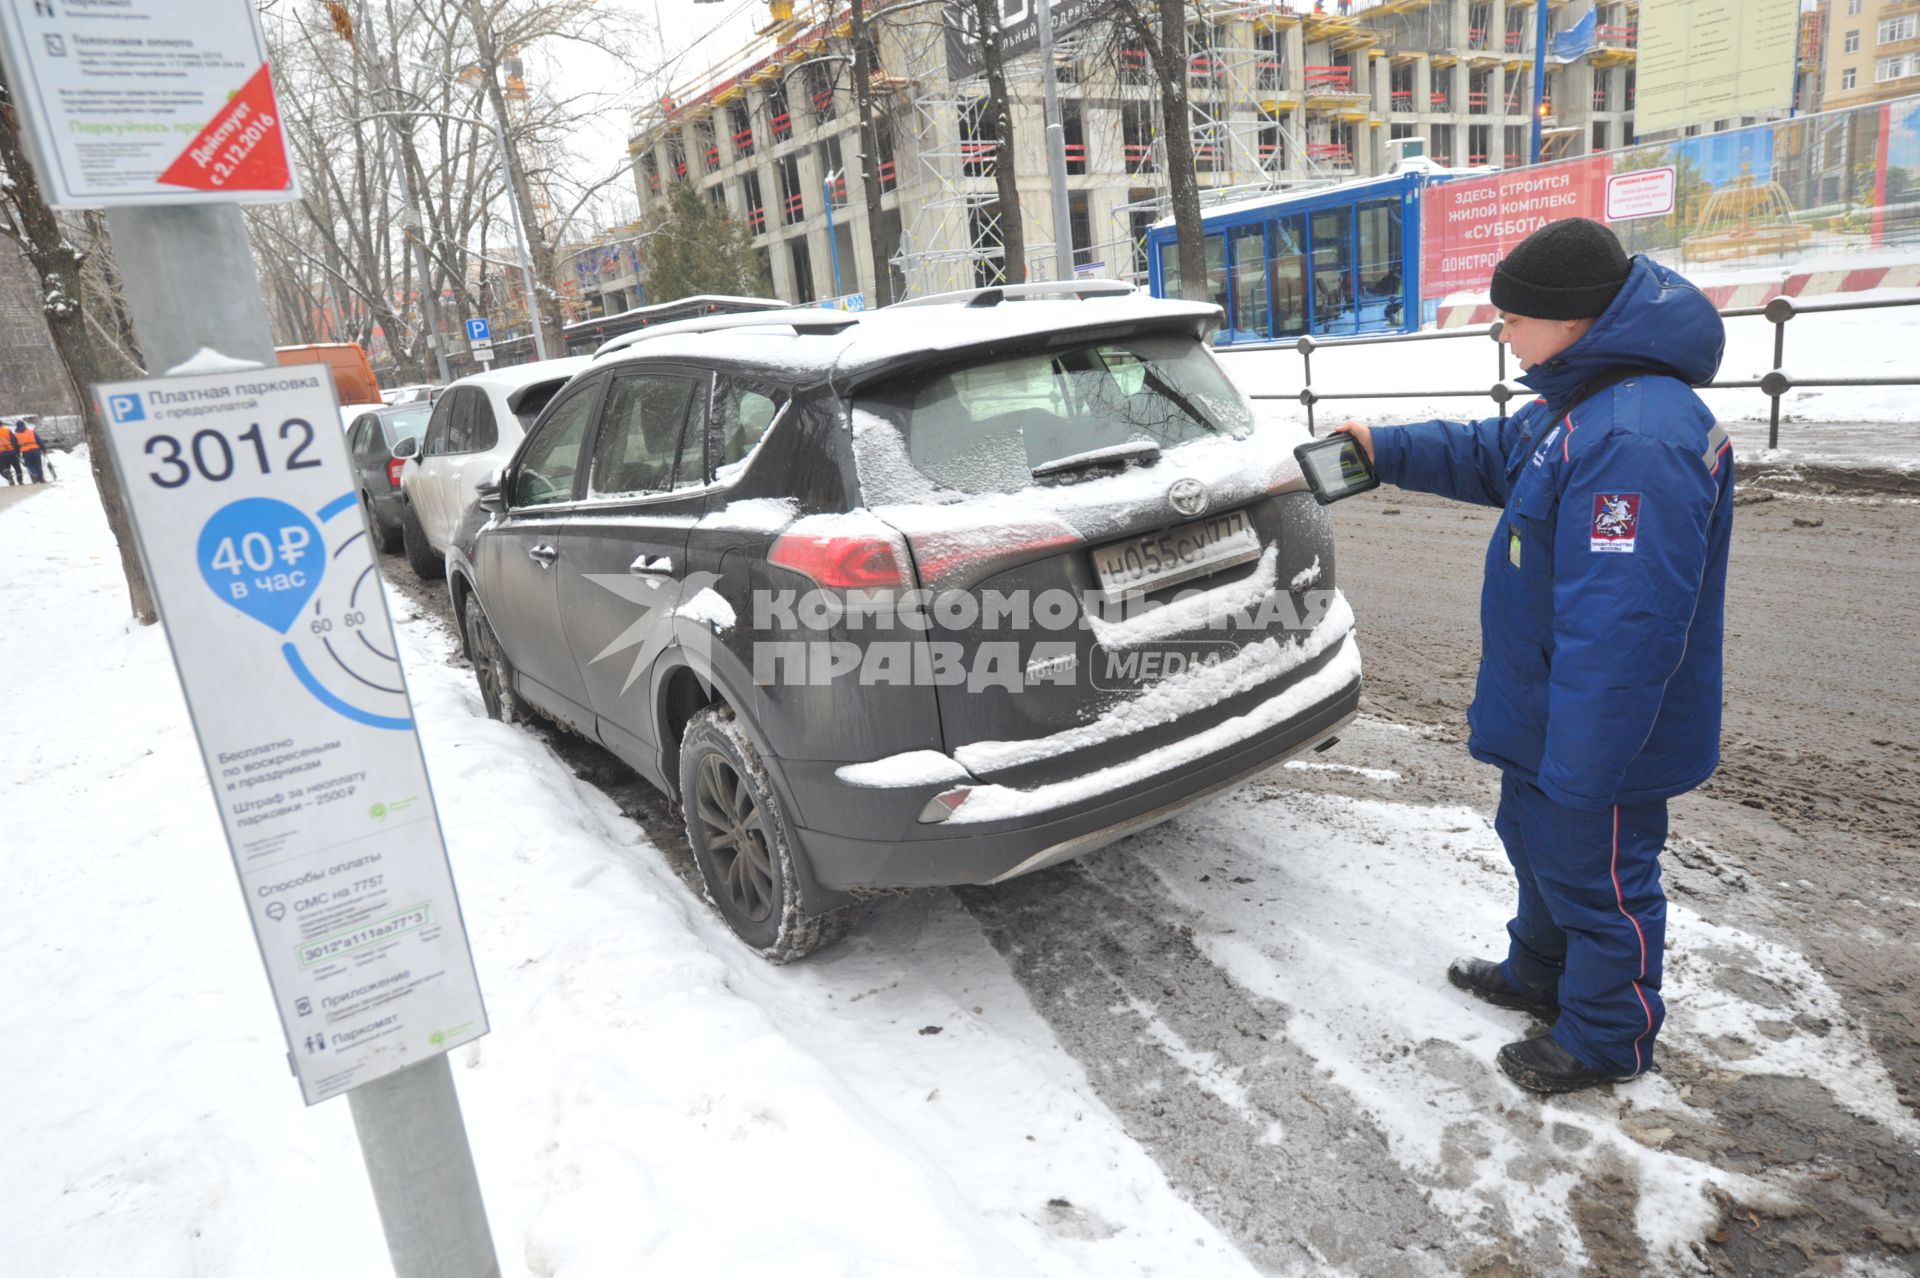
top-left (894, 72), bottom-right (1031, 297)
top-left (891, 4), bottom-right (1370, 297)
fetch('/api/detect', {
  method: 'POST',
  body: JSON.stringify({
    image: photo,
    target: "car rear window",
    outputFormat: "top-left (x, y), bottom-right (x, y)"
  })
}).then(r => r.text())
top-left (385, 406), bottom-right (430, 445)
top-left (852, 334), bottom-right (1253, 500)
top-left (514, 380), bottom-right (568, 430)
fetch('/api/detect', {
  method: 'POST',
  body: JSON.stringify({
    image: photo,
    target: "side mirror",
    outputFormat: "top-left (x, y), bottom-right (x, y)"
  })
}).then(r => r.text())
top-left (391, 435), bottom-right (421, 460)
top-left (476, 465), bottom-right (506, 513)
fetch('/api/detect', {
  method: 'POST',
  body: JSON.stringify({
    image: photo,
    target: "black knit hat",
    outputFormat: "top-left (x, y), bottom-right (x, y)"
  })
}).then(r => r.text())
top-left (1490, 218), bottom-right (1631, 320)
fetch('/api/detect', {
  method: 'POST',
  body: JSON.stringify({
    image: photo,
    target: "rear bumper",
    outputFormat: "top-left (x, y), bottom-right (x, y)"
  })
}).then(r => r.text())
top-left (787, 642), bottom-right (1361, 890)
top-left (367, 489), bottom-right (404, 530)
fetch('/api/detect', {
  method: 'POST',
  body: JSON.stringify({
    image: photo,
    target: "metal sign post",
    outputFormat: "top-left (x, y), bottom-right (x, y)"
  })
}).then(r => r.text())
top-left (1, 4), bottom-right (502, 1275)
top-left (1036, 0), bottom-right (1075, 283)
top-left (466, 316), bottom-right (495, 364)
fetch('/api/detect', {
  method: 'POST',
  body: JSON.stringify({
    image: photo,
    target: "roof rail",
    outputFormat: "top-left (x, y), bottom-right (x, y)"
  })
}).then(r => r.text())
top-left (594, 309), bottom-right (861, 358)
top-left (888, 279), bottom-right (1137, 310)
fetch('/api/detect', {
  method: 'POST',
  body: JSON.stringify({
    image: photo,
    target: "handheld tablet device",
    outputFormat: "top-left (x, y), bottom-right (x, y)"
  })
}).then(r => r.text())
top-left (1293, 433), bottom-right (1381, 505)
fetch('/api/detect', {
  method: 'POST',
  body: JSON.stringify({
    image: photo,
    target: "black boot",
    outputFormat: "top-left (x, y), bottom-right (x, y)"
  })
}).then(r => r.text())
top-left (1497, 1035), bottom-right (1631, 1094)
top-left (1447, 957), bottom-right (1558, 1018)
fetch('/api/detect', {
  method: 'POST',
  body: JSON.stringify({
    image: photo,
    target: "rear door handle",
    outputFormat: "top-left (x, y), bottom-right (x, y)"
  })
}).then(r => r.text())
top-left (528, 544), bottom-right (558, 567)
top-left (629, 554), bottom-right (674, 576)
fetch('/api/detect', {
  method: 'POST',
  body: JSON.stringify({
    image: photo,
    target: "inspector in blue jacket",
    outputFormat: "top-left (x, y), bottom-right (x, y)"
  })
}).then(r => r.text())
top-left (1335, 218), bottom-right (1733, 1094)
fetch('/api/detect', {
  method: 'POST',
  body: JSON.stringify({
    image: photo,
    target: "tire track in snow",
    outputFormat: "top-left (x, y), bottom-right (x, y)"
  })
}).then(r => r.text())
top-left (957, 863), bottom-right (1470, 1277)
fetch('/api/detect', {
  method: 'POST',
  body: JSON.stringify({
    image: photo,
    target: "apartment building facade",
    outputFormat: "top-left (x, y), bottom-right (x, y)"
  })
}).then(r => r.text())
top-left (1818, 0), bottom-right (1920, 110)
top-left (619, 0), bottom-right (1638, 307)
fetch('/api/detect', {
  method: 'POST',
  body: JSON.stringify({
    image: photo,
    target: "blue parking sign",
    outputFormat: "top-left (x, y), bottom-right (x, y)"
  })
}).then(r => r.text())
top-left (465, 317), bottom-right (491, 343)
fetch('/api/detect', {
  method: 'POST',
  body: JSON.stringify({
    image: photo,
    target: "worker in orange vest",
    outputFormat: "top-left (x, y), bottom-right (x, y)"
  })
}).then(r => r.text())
top-left (13, 421), bottom-right (46, 483)
top-left (0, 421), bottom-right (20, 485)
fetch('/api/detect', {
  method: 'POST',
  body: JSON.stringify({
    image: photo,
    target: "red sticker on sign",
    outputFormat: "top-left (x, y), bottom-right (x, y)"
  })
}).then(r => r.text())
top-left (157, 64), bottom-right (292, 194)
top-left (1591, 493), bottom-right (1641, 553)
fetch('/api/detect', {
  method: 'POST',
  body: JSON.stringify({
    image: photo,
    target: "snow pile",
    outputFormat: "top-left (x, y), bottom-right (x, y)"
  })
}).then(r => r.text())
top-left (946, 632), bottom-right (1361, 824)
top-left (0, 478), bottom-right (1252, 1278)
top-left (166, 347), bottom-right (265, 375)
top-left (956, 591), bottom-right (1355, 777)
top-left (837, 750), bottom-right (972, 789)
top-left (674, 586), bottom-right (736, 632)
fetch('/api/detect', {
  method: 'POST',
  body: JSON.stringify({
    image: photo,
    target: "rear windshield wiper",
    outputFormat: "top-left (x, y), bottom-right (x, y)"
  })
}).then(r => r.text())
top-left (1031, 439), bottom-right (1162, 480)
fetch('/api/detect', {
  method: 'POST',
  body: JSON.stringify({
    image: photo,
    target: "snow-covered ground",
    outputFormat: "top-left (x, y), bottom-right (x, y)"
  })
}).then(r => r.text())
top-left (1221, 288), bottom-right (1920, 471)
top-left (0, 476), bottom-right (1251, 1278)
top-left (7, 470), bottom-right (1916, 1275)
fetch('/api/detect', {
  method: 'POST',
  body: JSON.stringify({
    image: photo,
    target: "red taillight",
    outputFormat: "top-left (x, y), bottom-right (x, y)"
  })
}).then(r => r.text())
top-left (913, 521), bottom-right (1079, 589)
top-left (387, 457), bottom-right (406, 488)
top-left (768, 530), bottom-right (911, 589)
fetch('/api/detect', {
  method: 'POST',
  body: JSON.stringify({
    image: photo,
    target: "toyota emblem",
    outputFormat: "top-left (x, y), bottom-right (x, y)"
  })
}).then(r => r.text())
top-left (1168, 478), bottom-right (1209, 516)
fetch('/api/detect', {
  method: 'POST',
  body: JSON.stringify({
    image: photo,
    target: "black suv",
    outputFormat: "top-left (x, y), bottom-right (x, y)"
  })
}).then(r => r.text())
top-left (447, 284), bottom-right (1361, 961)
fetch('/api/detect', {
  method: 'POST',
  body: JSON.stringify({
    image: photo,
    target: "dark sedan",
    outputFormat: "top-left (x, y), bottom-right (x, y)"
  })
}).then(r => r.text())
top-left (345, 402), bottom-right (433, 552)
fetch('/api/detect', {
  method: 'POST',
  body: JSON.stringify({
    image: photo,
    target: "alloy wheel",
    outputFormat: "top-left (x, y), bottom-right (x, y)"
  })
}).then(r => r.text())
top-left (693, 752), bottom-right (775, 922)
top-left (468, 611), bottom-right (505, 719)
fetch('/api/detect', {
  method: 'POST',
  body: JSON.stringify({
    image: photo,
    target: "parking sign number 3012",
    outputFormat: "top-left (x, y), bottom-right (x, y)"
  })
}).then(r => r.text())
top-left (144, 420), bottom-right (322, 489)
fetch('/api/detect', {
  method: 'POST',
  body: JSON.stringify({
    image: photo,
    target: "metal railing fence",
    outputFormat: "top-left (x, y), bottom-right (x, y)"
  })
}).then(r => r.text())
top-left (1222, 293), bottom-right (1920, 450)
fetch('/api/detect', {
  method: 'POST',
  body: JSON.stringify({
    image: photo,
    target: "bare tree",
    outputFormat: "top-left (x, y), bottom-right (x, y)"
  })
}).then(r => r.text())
top-left (252, 6), bottom-right (440, 378)
top-left (849, 0), bottom-right (895, 306)
top-left (1095, 0), bottom-right (1205, 300)
top-left (0, 68), bottom-right (155, 623)
top-left (962, 0), bottom-right (1027, 283)
top-left (252, 0), bottom-right (649, 372)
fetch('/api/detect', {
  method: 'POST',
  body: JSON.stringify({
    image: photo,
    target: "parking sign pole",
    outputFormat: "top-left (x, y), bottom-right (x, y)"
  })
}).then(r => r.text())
top-left (106, 200), bottom-right (503, 1278)
top-left (349, 1053), bottom-right (501, 1278)
top-left (104, 206), bottom-right (278, 370)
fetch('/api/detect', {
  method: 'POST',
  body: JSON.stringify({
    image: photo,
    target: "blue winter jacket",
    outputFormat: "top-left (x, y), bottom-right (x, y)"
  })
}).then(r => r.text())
top-left (1371, 257), bottom-right (1734, 811)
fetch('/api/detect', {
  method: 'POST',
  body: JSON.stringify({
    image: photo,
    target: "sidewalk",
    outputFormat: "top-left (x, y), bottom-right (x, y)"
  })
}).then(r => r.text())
top-left (0, 481), bottom-right (51, 513)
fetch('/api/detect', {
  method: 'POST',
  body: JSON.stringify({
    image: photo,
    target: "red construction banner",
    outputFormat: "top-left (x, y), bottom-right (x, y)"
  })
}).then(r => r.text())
top-left (1421, 157), bottom-right (1611, 297)
top-left (157, 64), bottom-right (292, 194)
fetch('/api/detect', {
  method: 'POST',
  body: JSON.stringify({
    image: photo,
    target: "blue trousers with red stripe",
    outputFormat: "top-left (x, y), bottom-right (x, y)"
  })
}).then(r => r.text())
top-left (1494, 774), bottom-right (1668, 1077)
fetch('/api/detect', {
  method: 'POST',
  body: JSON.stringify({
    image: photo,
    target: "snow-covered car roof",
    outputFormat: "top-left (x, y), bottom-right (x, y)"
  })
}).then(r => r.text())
top-left (594, 295), bottom-right (1222, 391)
top-left (453, 355), bottom-right (591, 394)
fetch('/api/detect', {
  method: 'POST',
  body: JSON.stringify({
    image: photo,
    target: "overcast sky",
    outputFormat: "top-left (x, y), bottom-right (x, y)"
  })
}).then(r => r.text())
top-left (533, 0), bottom-right (770, 230)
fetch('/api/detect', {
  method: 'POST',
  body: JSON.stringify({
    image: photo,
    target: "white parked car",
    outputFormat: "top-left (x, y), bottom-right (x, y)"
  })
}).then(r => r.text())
top-left (395, 357), bottom-right (589, 579)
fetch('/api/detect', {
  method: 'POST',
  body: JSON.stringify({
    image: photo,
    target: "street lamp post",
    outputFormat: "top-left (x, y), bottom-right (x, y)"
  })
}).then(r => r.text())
top-left (1529, 0), bottom-right (1549, 164)
top-left (822, 168), bottom-right (843, 299)
top-left (485, 109), bottom-right (551, 361)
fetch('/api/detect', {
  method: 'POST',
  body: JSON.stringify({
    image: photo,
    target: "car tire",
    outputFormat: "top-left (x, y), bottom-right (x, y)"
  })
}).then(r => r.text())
top-left (364, 493), bottom-right (402, 554)
top-left (679, 703), bottom-right (857, 963)
top-left (400, 499), bottom-right (443, 581)
top-left (464, 601), bottom-right (520, 724)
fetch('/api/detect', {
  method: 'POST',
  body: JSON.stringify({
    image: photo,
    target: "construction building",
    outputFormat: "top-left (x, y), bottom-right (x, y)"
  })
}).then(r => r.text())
top-left (620, 0), bottom-right (1640, 306)
top-left (1814, 0), bottom-right (1920, 113)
